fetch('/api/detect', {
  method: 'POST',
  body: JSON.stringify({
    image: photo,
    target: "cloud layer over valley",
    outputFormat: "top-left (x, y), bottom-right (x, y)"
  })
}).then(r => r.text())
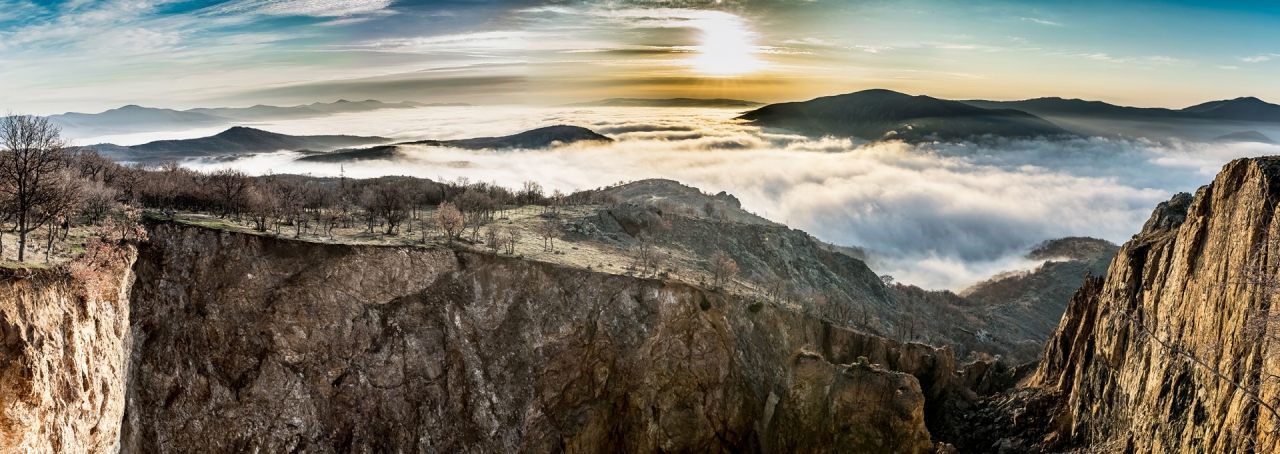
top-left (128, 106), bottom-right (1277, 290)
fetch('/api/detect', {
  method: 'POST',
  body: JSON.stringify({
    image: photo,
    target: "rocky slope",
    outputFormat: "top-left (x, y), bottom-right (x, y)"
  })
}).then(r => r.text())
top-left (953, 237), bottom-right (1118, 363)
top-left (1026, 157), bottom-right (1280, 453)
top-left (582, 179), bottom-right (1100, 365)
top-left (0, 248), bottom-right (136, 453)
top-left (116, 221), bottom-right (955, 453)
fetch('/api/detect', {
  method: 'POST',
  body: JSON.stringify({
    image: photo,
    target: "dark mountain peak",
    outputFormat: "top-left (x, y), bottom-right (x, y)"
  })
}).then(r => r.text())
top-left (214, 126), bottom-right (286, 139)
top-left (99, 127), bottom-right (388, 163)
top-left (408, 125), bottom-right (613, 150)
top-left (1212, 130), bottom-right (1275, 144)
top-left (739, 89), bottom-right (1068, 142)
top-left (301, 125), bottom-right (611, 163)
top-left (839, 88), bottom-right (911, 98)
top-left (1181, 96), bottom-right (1280, 120)
top-left (559, 98), bottom-right (763, 108)
top-left (116, 104), bottom-right (149, 110)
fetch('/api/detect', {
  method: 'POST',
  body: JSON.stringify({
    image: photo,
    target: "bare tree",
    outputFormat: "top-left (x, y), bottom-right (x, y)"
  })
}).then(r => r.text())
top-left (535, 220), bottom-right (561, 252)
top-left (708, 250), bottom-right (739, 289)
top-left (80, 179), bottom-right (119, 224)
top-left (632, 232), bottom-right (660, 275)
top-left (456, 190), bottom-right (493, 242)
top-left (244, 184), bottom-right (276, 232)
top-left (207, 168), bottom-right (250, 218)
top-left (435, 201), bottom-right (464, 242)
top-left (703, 201), bottom-right (718, 218)
top-left (360, 182), bottom-right (412, 235)
top-left (38, 170), bottom-right (83, 261)
top-left (763, 275), bottom-right (788, 302)
top-left (0, 113), bottom-right (76, 262)
top-left (504, 225), bottom-right (522, 254)
top-left (484, 227), bottom-right (500, 253)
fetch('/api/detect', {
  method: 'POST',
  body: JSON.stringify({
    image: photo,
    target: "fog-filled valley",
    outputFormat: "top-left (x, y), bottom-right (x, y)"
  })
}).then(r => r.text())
top-left (66, 104), bottom-right (1278, 290)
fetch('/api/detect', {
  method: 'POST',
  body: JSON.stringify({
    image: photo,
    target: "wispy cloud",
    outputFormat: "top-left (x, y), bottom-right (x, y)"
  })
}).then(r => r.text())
top-left (783, 37), bottom-right (833, 46)
top-left (1241, 54), bottom-right (1275, 63)
top-left (157, 106), bottom-right (1271, 289)
top-left (1076, 52), bottom-right (1194, 66)
top-left (208, 0), bottom-right (394, 18)
top-left (346, 31), bottom-right (529, 53)
top-left (1021, 17), bottom-right (1061, 26)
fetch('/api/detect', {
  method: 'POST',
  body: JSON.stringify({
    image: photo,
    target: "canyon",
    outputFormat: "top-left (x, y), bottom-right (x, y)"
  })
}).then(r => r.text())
top-left (7, 157), bottom-right (1280, 452)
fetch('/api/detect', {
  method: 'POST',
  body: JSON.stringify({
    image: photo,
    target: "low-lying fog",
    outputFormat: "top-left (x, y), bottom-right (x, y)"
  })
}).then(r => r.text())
top-left (80, 106), bottom-right (1280, 290)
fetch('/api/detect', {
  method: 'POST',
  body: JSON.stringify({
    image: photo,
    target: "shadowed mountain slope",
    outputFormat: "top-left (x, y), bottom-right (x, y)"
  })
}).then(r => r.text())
top-left (964, 96), bottom-right (1280, 123)
top-left (739, 89), bottom-right (1069, 142)
top-left (562, 98), bottom-right (763, 108)
top-left (1212, 130), bottom-right (1276, 144)
top-left (49, 105), bottom-right (228, 133)
top-left (50, 99), bottom-right (459, 136)
top-left (297, 125), bottom-right (612, 162)
top-left (93, 126), bottom-right (388, 162)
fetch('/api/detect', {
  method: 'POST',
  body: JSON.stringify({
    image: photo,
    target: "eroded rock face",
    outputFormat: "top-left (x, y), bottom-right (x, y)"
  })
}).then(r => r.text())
top-left (120, 223), bottom-right (941, 453)
top-left (1033, 157), bottom-right (1280, 453)
top-left (0, 251), bottom-right (136, 454)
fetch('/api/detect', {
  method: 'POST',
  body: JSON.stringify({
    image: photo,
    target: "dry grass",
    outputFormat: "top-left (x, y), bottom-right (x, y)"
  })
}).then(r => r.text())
top-left (159, 205), bottom-right (747, 291)
top-left (0, 223), bottom-right (101, 268)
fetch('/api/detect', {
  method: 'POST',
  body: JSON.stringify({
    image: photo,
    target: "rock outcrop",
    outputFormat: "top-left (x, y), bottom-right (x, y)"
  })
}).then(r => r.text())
top-left (1032, 157), bottom-right (1280, 453)
top-left (118, 222), bottom-right (947, 453)
top-left (0, 248), bottom-right (136, 453)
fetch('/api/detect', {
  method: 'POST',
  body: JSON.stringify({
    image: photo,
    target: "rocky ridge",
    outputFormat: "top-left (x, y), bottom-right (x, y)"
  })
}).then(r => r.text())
top-left (112, 221), bottom-right (960, 453)
top-left (947, 157), bottom-right (1280, 453)
top-left (0, 248), bottom-right (136, 453)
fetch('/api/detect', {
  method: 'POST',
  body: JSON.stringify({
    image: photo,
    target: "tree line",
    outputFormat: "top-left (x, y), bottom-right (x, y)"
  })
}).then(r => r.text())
top-left (0, 113), bottom-right (632, 262)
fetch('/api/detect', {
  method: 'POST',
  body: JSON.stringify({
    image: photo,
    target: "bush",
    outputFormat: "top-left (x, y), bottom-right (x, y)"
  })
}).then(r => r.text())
top-left (856, 356), bottom-right (871, 368)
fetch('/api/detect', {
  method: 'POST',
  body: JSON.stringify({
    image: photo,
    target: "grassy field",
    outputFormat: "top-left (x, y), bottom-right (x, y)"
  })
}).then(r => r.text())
top-left (160, 205), bottom-right (740, 291)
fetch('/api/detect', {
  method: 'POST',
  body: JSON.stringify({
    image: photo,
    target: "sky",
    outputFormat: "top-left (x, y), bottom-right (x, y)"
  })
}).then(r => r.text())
top-left (5, 0), bottom-right (1280, 290)
top-left (5, 0), bottom-right (1280, 114)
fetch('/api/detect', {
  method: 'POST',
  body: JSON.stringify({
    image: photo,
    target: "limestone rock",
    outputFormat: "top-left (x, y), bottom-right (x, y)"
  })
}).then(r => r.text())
top-left (119, 223), bottom-right (941, 453)
top-left (1034, 157), bottom-right (1280, 452)
top-left (0, 249), bottom-right (136, 454)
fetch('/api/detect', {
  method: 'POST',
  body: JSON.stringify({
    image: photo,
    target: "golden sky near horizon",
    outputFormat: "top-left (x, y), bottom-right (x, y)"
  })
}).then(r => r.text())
top-left (4, 0), bottom-right (1280, 113)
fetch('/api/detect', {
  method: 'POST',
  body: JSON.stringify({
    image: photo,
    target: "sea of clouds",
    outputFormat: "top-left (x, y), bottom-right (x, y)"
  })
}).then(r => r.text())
top-left (77, 106), bottom-right (1280, 290)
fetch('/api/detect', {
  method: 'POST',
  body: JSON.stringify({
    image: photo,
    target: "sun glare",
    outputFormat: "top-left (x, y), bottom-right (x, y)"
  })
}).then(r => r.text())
top-left (686, 12), bottom-right (765, 76)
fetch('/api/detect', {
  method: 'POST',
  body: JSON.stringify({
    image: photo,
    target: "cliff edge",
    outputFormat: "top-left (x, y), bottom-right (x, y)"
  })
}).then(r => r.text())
top-left (1032, 157), bottom-right (1280, 453)
top-left (117, 222), bottom-right (948, 453)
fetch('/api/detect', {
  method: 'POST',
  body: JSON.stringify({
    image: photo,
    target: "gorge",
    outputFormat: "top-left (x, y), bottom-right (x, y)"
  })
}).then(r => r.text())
top-left (6, 157), bottom-right (1280, 452)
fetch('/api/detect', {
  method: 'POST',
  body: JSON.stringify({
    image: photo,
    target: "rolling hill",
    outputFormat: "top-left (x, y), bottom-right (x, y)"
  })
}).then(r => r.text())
top-left (962, 96), bottom-right (1280, 122)
top-left (298, 125), bottom-right (613, 162)
top-left (561, 98), bottom-right (763, 108)
top-left (738, 89), bottom-right (1070, 142)
top-left (93, 126), bottom-right (389, 162)
top-left (50, 99), bottom-right (467, 136)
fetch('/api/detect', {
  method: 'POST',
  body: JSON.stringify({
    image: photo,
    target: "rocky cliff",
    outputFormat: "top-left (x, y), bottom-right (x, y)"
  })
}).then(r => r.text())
top-left (116, 222), bottom-right (952, 453)
top-left (0, 247), bottom-right (136, 453)
top-left (1031, 157), bottom-right (1280, 453)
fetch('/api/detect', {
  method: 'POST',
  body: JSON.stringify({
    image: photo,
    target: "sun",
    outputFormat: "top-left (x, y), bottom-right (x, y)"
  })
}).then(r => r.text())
top-left (686, 12), bottom-right (766, 76)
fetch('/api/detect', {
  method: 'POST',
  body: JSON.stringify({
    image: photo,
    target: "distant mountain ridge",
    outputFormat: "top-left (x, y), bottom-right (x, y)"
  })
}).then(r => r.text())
top-left (961, 96), bottom-right (1280, 122)
top-left (49, 99), bottom-right (471, 135)
top-left (93, 126), bottom-right (388, 163)
top-left (561, 98), bottom-right (763, 108)
top-left (297, 125), bottom-right (613, 162)
top-left (738, 89), bottom-right (1070, 142)
top-left (1212, 130), bottom-right (1275, 144)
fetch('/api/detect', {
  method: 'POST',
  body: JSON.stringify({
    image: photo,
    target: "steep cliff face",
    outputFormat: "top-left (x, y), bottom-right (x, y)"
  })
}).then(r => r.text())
top-left (1033, 157), bottom-right (1280, 453)
top-left (120, 222), bottom-right (948, 453)
top-left (0, 250), bottom-right (136, 453)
